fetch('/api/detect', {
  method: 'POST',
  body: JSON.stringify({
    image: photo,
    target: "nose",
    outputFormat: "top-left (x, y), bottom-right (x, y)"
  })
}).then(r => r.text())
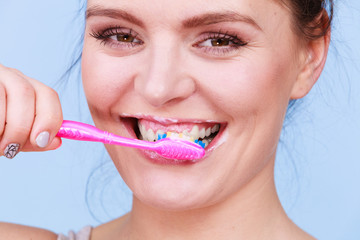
top-left (134, 39), bottom-right (196, 108)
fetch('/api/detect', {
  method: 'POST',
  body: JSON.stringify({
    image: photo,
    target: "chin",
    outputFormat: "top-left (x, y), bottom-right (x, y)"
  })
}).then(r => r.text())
top-left (107, 148), bottom-right (219, 212)
top-left (133, 182), bottom-right (214, 212)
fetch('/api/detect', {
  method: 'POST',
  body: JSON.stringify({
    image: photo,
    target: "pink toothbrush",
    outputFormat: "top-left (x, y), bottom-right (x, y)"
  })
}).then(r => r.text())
top-left (56, 120), bottom-right (205, 161)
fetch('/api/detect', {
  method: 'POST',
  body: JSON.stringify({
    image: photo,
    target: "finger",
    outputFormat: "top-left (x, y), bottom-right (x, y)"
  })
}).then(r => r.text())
top-left (26, 77), bottom-right (63, 150)
top-left (0, 74), bottom-right (35, 158)
top-left (21, 136), bottom-right (62, 152)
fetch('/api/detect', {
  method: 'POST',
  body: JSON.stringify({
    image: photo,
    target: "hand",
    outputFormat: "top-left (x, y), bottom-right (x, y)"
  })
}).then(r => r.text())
top-left (0, 64), bottom-right (63, 159)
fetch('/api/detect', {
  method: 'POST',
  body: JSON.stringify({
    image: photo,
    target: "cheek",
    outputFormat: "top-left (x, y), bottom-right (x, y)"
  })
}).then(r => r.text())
top-left (81, 47), bottom-right (138, 117)
top-left (198, 55), bottom-right (294, 119)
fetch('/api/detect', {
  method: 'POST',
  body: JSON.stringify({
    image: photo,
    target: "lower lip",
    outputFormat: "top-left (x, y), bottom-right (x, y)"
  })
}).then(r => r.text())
top-left (121, 117), bottom-right (226, 165)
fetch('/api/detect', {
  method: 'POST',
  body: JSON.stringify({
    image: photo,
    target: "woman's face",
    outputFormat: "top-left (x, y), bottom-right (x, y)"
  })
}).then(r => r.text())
top-left (82, 0), bottom-right (306, 210)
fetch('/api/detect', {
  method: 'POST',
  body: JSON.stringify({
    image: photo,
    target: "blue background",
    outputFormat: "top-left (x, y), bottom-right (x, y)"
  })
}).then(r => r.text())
top-left (0, 1), bottom-right (359, 239)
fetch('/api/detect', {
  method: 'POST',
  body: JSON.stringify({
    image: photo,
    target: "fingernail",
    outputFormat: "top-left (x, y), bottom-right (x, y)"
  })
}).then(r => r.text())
top-left (36, 131), bottom-right (50, 148)
top-left (4, 143), bottom-right (20, 159)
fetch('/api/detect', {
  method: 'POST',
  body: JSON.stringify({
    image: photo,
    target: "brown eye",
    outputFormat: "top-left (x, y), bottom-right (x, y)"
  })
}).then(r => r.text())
top-left (90, 26), bottom-right (143, 46)
top-left (108, 32), bottom-right (142, 45)
top-left (211, 38), bottom-right (230, 47)
top-left (197, 32), bottom-right (247, 50)
top-left (117, 34), bottom-right (135, 42)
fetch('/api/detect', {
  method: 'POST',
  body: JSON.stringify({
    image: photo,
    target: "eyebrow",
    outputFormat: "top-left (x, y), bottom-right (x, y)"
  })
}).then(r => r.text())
top-left (86, 7), bottom-right (261, 31)
top-left (182, 11), bottom-right (262, 31)
top-left (86, 6), bottom-right (145, 28)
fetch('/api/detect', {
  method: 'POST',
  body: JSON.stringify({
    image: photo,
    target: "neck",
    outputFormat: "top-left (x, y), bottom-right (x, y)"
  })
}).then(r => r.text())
top-left (119, 160), bottom-right (297, 240)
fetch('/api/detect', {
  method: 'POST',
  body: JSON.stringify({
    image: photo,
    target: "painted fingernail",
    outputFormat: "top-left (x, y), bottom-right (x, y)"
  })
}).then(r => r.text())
top-left (4, 143), bottom-right (20, 159)
top-left (36, 131), bottom-right (50, 148)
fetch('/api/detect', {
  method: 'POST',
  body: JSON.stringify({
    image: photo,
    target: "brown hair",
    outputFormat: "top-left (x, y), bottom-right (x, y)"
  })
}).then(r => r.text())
top-left (280, 0), bottom-right (334, 40)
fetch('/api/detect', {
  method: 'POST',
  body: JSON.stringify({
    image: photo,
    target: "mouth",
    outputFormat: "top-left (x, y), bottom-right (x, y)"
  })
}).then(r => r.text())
top-left (122, 115), bottom-right (224, 150)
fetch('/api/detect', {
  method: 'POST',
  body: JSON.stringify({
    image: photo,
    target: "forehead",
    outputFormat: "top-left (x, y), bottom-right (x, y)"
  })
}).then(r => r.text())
top-left (86, 0), bottom-right (290, 30)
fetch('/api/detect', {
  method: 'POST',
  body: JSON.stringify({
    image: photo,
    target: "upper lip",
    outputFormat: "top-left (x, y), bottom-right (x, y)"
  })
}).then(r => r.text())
top-left (120, 113), bottom-right (222, 124)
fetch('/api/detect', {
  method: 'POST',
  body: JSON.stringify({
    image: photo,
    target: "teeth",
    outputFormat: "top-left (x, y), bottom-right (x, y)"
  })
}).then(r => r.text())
top-left (180, 131), bottom-right (193, 141)
top-left (138, 122), bottom-right (146, 137)
top-left (202, 139), bottom-right (209, 148)
top-left (137, 121), bottom-right (221, 148)
top-left (199, 128), bottom-right (206, 139)
top-left (211, 124), bottom-right (220, 133)
top-left (171, 133), bottom-right (179, 139)
top-left (205, 127), bottom-right (211, 137)
top-left (190, 125), bottom-right (200, 140)
top-left (147, 129), bottom-right (155, 142)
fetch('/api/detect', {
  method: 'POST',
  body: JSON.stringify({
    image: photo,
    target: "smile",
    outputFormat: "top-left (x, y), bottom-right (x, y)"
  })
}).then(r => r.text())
top-left (122, 115), bottom-right (224, 150)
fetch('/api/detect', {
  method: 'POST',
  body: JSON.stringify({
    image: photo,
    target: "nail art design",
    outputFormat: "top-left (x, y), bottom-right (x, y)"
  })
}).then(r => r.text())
top-left (4, 143), bottom-right (20, 159)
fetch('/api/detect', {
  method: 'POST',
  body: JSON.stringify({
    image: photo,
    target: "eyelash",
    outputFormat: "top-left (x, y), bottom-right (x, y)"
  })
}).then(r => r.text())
top-left (194, 31), bottom-right (248, 55)
top-left (90, 26), bottom-right (248, 55)
top-left (90, 26), bottom-right (143, 48)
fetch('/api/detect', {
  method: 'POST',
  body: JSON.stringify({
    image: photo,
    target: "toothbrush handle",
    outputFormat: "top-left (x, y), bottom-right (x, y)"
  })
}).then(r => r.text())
top-left (57, 120), bottom-right (205, 160)
top-left (57, 120), bottom-right (155, 150)
top-left (57, 120), bottom-right (110, 142)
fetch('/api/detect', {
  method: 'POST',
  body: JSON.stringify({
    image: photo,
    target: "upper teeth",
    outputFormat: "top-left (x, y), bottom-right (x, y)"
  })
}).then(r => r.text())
top-left (212, 124), bottom-right (219, 133)
top-left (138, 122), bottom-right (220, 142)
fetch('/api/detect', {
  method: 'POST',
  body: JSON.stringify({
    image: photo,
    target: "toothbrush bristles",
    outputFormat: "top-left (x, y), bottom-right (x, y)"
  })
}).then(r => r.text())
top-left (155, 138), bottom-right (205, 160)
top-left (157, 132), bottom-right (205, 149)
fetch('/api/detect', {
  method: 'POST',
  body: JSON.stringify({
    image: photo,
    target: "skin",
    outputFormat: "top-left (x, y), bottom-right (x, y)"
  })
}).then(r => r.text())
top-left (0, 0), bottom-right (330, 239)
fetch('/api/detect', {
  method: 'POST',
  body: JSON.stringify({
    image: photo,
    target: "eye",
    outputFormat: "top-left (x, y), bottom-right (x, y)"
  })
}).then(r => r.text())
top-left (200, 38), bottom-right (232, 47)
top-left (113, 33), bottom-right (134, 42)
top-left (90, 26), bottom-right (143, 48)
top-left (110, 31), bottom-right (142, 44)
top-left (194, 31), bottom-right (248, 56)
